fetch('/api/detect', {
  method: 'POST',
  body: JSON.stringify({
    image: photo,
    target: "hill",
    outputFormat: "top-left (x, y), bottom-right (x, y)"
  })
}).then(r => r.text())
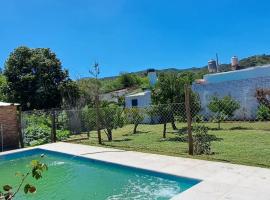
top-left (78, 54), bottom-right (270, 94)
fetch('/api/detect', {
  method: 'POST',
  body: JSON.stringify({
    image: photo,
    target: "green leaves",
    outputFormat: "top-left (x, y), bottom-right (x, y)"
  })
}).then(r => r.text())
top-left (3, 46), bottom-right (77, 110)
top-left (3, 185), bottom-right (12, 192)
top-left (31, 160), bottom-right (48, 180)
top-left (1, 159), bottom-right (48, 200)
top-left (24, 184), bottom-right (36, 194)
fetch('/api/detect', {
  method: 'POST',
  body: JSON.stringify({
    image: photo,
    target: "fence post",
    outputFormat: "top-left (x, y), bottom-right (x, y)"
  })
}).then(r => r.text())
top-left (184, 84), bottom-right (194, 155)
top-left (51, 110), bottom-right (56, 143)
top-left (18, 106), bottom-right (24, 148)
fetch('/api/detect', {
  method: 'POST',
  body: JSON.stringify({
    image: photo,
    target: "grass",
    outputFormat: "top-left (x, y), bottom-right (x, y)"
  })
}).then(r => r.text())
top-left (68, 121), bottom-right (270, 168)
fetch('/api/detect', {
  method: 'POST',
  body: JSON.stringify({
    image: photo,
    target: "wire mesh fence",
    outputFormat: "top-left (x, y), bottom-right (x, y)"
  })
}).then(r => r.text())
top-left (20, 85), bottom-right (270, 156)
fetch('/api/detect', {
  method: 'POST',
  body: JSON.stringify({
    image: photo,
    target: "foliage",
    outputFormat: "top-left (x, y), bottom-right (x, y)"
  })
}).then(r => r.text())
top-left (0, 75), bottom-right (7, 101)
top-left (100, 103), bottom-right (124, 141)
top-left (59, 80), bottom-right (80, 109)
top-left (193, 126), bottom-right (211, 155)
top-left (151, 72), bottom-right (201, 120)
top-left (4, 46), bottom-right (77, 110)
top-left (257, 104), bottom-right (270, 121)
top-left (147, 104), bottom-right (174, 138)
top-left (24, 124), bottom-right (51, 146)
top-left (23, 112), bottom-right (71, 145)
top-left (194, 114), bottom-right (204, 123)
top-left (0, 159), bottom-right (47, 200)
top-left (81, 106), bottom-right (97, 131)
top-left (116, 73), bottom-right (141, 88)
top-left (24, 113), bottom-right (51, 146)
top-left (208, 96), bottom-right (240, 129)
top-left (56, 130), bottom-right (70, 140)
top-left (76, 78), bottom-right (97, 107)
top-left (124, 108), bottom-right (144, 134)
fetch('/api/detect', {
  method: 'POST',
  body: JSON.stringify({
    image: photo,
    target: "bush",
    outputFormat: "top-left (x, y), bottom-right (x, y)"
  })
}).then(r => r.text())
top-left (257, 104), bottom-right (270, 121)
top-left (193, 125), bottom-right (211, 155)
top-left (56, 129), bottom-right (70, 140)
top-left (208, 96), bottom-right (240, 129)
top-left (23, 112), bottom-right (71, 145)
top-left (24, 124), bottom-right (51, 146)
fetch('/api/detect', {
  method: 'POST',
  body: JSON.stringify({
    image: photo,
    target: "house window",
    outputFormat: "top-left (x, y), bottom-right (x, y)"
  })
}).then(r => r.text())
top-left (131, 99), bottom-right (138, 107)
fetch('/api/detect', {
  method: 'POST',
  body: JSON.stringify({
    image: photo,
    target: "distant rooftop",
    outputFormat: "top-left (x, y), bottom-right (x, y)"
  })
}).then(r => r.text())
top-left (126, 90), bottom-right (151, 97)
top-left (203, 64), bottom-right (270, 84)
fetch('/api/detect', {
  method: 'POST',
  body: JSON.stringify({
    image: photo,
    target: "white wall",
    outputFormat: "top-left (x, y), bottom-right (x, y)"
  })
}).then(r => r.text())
top-left (204, 65), bottom-right (270, 84)
top-left (125, 91), bottom-right (152, 108)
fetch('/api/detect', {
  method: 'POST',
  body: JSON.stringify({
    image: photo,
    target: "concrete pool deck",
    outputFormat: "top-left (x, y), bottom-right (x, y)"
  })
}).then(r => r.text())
top-left (1, 142), bottom-right (270, 200)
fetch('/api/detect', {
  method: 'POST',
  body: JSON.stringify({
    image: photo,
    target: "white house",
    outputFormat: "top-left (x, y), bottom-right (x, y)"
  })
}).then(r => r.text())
top-left (125, 69), bottom-right (157, 109)
top-left (125, 69), bottom-right (158, 123)
top-left (125, 90), bottom-right (152, 108)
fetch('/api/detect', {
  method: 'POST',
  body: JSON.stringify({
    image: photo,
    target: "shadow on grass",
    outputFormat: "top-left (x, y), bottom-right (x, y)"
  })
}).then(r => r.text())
top-left (111, 138), bottom-right (132, 142)
top-left (160, 134), bottom-right (223, 143)
top-left (229, 126), bottom-right (252, 130)
top-left (122, 131), bottom-right (150, 136)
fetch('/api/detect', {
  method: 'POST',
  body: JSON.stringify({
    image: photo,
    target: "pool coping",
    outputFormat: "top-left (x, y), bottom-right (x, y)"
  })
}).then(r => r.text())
top-left (1, 142), bottom-right (270, 200)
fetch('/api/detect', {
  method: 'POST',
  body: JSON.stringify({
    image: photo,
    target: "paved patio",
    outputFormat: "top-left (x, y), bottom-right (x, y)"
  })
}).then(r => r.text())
top-left (2, 142), bottom-right (270, 199)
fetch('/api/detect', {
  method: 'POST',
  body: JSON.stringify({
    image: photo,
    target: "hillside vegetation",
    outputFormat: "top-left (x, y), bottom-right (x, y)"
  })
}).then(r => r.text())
top-left (82, 54), bottom-right (270, 93)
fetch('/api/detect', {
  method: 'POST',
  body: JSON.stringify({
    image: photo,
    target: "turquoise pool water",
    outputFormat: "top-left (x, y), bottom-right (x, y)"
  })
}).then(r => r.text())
top-left (0, 149), bottom-right (200, 200)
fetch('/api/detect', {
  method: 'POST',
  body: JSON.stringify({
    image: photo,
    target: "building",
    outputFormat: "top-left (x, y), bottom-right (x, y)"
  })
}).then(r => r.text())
top-left (0, 102), bottom-right (20, 151)
top-left (125, 69), bottom-right (158, 123)
top-left (100, 88), bottom-right (129, 103)
top-left (192, 57), bottom-right (270, 119)
top-left (125, 69), bottom-right (157, 109)
top-left (125, 90), bottom-right (152, 108)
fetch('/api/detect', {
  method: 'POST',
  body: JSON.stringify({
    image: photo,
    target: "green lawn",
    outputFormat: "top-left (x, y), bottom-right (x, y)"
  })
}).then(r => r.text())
top-left (68, 121), bottom-right (270, 168)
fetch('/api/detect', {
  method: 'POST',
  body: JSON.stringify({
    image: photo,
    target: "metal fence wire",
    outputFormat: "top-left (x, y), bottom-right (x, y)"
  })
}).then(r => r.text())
top-left (21, 85), bottom-right (270, 154)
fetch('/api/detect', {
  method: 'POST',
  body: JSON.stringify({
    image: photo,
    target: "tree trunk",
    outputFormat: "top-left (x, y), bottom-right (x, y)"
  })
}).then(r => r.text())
top-left (106, 129), bottom-right (112, 141)
top-left (218, 121), bottom-right (221, 130)
top-left (133, 124), bottom-right (138, 134)
top-left (163, 123), bottom-right (167, 138)
top-left (171, 120), bottom-right (177, 130)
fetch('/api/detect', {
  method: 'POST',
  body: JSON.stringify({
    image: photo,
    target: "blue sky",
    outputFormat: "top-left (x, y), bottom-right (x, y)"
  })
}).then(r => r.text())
top-left (1, 0), bottom-right (270, 79)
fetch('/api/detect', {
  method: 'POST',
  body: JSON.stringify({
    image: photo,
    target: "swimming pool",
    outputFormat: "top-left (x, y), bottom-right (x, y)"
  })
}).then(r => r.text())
top-left (0, 149), bottom-right (200, 200)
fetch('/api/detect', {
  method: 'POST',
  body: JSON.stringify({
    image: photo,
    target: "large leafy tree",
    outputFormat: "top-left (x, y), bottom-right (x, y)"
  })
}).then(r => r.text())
top-left (4, 46), bottom-right (77, 110)
top-left (0, 75), bottom-right (7, 101)
top-left (152, 72), bottom-right (201, 129)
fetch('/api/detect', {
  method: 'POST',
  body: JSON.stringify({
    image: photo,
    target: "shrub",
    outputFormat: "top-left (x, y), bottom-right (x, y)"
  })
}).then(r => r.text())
top-left (208, 96), bottom-right (240, 129)
top-left (56, 129), bottom-right (70, 140)
top-left (257, 104), bottom-right (270, 121)
top-left (24, 124), bottom-right (51, 146)
top-left (100, 104), bottom-right (124, 141)
top-left (193, 125), bottom-right (211, 155)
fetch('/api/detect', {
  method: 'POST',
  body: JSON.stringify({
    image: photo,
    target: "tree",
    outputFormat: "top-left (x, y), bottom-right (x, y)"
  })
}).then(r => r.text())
top-left (0, 75), bottom-right (7, 101)
top-left (257, 104), bottom-right (270, 121)
top-left (4, 46), bottom-right (76, 110)
top-left (117, 73), bottom-right (141, 88)
top-left (90, 62), bottom-right (102, 144)
top-left (208, 96), bottom-right (240, 129)
top-left (59, 80), bottom-right (80, 109)
top-left (100, 103), bottom-right (124, 141)
top-left (152, 72), bottom-right (201, 128)
top-left (125, 108), bottom-right (144, 134)
top-left (147, 105), bottom-right (173, 138)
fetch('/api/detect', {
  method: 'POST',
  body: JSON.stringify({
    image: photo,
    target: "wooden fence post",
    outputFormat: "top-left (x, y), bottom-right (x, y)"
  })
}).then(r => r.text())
top-left (185, 84), bottom-right (194, 155)
top-left (51, 110), bottom-right (56, 143)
